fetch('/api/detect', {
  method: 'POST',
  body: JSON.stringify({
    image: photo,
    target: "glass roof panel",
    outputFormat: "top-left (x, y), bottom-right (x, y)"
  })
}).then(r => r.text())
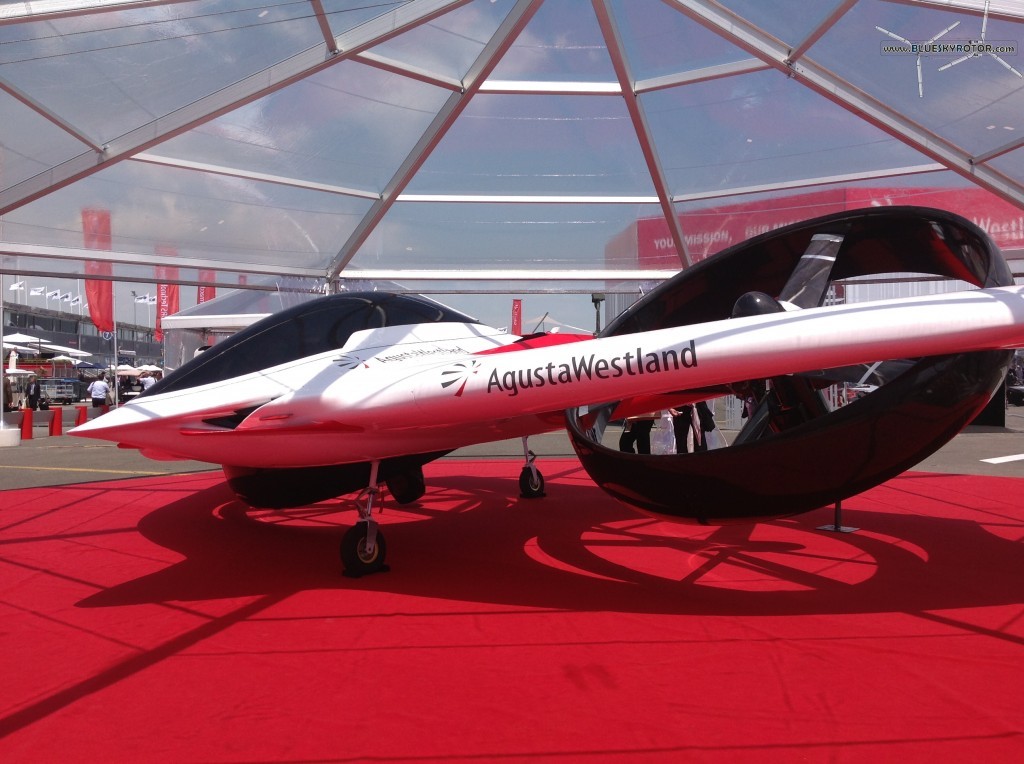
top-left (153, 61), bottom-right (452, 194)
top-left (608, 0), bottom-right (761, 82)
top-left (3, 161), bottom-right (372, 269)
top-left (643, 69), bottom-right (933, 197)
top-left (406, 93), bottom-right (656, 196)
top-left (366, 0), bottom-right (513, 82)
top-left (0, 0), bottom-right (331, 146)
top-left (347, 201), bottom-right (676, 271)
top-left (488, 0), bottom-right (616, 82)
top-left (714, 0), bottom-right (851, 46)
top-left (0, 91), bottom-right (92, 192)
top-left (811, 0), bottom-right (1024, 155)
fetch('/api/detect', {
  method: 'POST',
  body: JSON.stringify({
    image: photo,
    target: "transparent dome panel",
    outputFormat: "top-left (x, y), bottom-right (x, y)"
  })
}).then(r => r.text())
top-left (607, 0), bottom-right (764, 82)
top-left (347, 201), bottom-right (677, 271)
top-left (0, 92), bottom-right (92, 192)
top-left (407, 93), bottom-right (656, 196)
top-left (488, 0), bottom-right (616, 83)
top-left (714, 0), bottom-right (852, 46)
top-left (812, 1), bottom-right (1024, 155)
top-left (643, 70), bottom-right (932, 197)
top-left (155, 61), bottom-right (451, 194)
top-left (366, 0), bottom-right (513, 82)
top-left (2, 161), bottom-right (373, 269)
top-left (0, 0), bottom-right (325, 146)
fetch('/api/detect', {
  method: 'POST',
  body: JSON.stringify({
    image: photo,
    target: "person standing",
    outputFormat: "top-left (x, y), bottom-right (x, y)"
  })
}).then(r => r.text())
top-left (619, 413), bottom-right (656, 454)
top-left (26, 375), bottom-right (42, 411)
top-left (2, 374), bottom-right (15, 412)
top-left (87, 375), bottom-right (111, 408)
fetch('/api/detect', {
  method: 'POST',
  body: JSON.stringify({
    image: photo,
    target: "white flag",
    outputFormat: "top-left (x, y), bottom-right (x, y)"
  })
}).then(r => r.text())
top-left (70, 295), bottom-right (81, 306)
top-left (134, 294), bottom-right (150, 303)
top-left (8, 281), bottom-right (24, 291)
top-left (30, 287), bottom-right (45, 296)
top-left (147, 295), bottom-right (157, 305)
top-left (61, 292), bottom-right (72, 302)
top-left (46, 289), bottom-right (60, 299)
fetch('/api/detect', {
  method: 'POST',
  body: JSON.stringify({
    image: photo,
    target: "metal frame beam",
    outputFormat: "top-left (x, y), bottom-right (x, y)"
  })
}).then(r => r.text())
top-left (325, 0), bottom-right (546, 280)
top-left (662, 0), bottom-right (1024, 209)
top-left (0, 0), bottom-right (473, 216)
top-left (593, 0), bottom-right (692, 267)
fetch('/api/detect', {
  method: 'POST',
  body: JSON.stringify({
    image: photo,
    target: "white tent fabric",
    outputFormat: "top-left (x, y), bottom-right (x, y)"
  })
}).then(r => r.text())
top-left (0, 0), bottom-right (1022, 298)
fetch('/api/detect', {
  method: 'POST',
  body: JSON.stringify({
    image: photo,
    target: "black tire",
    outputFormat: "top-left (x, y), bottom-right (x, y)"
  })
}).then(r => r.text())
top-left (340, 523), bottom-right (388, 577)
top-left (519, 466), bottom-right (545, 498)
top-left (385, 467), bottom-right (426, 504)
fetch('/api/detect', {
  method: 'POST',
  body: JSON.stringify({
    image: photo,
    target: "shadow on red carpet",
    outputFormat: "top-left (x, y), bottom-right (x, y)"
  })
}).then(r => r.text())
top-left (2, 458), bottom-right (1023, 761)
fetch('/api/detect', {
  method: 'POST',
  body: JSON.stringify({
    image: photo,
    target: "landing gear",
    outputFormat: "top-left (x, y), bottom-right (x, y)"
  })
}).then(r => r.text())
top-left (519, 437), bottom-right (545, 498)
top-left (341, 461), bottom-right (390, 577)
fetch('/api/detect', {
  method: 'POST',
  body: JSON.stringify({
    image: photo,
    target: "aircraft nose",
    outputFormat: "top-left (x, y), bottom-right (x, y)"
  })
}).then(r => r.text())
top-left (69, 403), bottom-right (156, 439)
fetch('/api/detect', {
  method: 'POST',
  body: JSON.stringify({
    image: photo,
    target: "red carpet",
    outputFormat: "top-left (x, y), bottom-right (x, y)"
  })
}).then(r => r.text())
top-left (2, 459), bottom-right (1023, 761)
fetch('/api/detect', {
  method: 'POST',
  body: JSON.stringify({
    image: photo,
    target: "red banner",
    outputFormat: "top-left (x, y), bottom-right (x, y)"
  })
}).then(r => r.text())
top-left (197, 270), bottom-right (217, 304)
top-left (616, 185), bottom-right (1024, 269)
top-left (82, 209), bottom-right (114, 333)
top-left (511, 299), bottom-right (522, 336)
top-left (154, 258), bottom-right (180, 342)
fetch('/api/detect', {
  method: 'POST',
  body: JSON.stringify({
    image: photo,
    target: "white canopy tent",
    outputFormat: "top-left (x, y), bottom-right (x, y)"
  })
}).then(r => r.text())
top-left (0, 0), bottom-right (1021, 325)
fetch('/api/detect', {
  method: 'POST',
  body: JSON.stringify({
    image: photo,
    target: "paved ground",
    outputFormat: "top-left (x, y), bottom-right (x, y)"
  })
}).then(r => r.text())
top-left (2, 407), bottom-right (1024, 491)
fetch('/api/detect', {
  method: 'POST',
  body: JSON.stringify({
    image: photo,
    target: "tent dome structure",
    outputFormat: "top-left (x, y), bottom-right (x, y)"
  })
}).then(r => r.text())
top-left (1, 0), bottom-right (1023, 317)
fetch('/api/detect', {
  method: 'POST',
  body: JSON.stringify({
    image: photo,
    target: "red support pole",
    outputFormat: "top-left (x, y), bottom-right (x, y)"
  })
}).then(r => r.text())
top-left (75, 406), bottom-right (88, 426)
top-left (20, 407), bottom-right (32, 440)
top-left (49, 407), bottom-right (63, 436)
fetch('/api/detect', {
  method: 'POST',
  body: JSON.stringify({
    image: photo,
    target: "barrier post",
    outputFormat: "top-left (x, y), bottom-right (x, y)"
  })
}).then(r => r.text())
top-left (49, 407), bottom-right (63, 436)
top-left (75, 406), bottom-right (88, 426)
top-left (20, 407), bottom-right (32, 440)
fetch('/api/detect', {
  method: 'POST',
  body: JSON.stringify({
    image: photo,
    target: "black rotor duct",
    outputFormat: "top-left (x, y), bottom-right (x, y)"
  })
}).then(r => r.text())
top-left (565, 207), bottom-right (1013, 523)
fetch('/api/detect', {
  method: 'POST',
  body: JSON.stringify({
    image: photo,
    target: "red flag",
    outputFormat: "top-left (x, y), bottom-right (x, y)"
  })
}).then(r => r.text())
top-left (82, 209), bottom-right (114, 333)
top-left (511, 299), bottom-right (522, 336)
top-left (197, 270), bottom-right (217, 304)
top-left (154, 258), bottom-right (180, 342)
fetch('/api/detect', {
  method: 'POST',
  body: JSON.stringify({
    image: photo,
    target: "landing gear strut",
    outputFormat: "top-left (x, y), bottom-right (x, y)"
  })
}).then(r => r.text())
top-left (341, 460), bottom-right (390, 577)
top-left (518, 437), bottom-right (545, 498)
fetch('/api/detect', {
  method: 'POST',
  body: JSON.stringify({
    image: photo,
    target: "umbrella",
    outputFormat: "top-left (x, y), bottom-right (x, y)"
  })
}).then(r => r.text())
top-left (51, 355), bottom-right (77, 363)
top-left (3, 333), bottom-right (43, 344)
top-left (116, 365), bottom-right (142, 377)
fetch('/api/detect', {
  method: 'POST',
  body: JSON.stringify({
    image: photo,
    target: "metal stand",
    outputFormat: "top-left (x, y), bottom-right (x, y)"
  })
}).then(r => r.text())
top-left (817, 499), bottom-right (858, 533)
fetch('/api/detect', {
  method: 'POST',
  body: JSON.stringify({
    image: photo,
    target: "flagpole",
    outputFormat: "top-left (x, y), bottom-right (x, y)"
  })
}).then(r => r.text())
top-left (112, 287), bottom-right (119, 407)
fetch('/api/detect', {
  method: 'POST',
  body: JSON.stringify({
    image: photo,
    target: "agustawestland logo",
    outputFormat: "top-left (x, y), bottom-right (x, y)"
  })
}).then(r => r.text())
top-left (440, 359), bottom-right (481, 397)
top-left (462, 341), bottom-right (699, 398)
top-left (333, 354), bottom-right (364, 370)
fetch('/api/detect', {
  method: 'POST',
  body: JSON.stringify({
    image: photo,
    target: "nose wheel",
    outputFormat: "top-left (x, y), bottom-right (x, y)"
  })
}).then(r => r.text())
top-left (341, 461), bottom-right (390, 577)
top-left (519, 438), bottom-right (546, 498)
top-left (341, 521), bottom-right (388, 577)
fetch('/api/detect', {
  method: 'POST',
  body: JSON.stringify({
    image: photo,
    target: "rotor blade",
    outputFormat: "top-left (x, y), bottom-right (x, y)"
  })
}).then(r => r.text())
top-left (777, 233), bottom-right (844, 308)
top-left (795, 359), bottom-right (917, 388)
top-left (990, 53), bottom-right (1024, 77)
top-left (876, 25), bottom-right (912, 45)
top-left (937, 54), bottom-right (966, 71)
top-left (929, 21), bottom-right (960, 44)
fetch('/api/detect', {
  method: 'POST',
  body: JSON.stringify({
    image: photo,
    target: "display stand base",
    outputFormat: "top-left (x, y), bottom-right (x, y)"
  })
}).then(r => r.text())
top-left (817, 499), bottom-right (858, 533)
top-left (0, 427), bottom-right (22, 448)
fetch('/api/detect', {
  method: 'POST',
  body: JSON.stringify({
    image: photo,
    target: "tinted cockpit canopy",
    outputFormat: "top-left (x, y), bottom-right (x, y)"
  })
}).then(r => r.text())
top-left (144, 292), bottom-right (479, 396)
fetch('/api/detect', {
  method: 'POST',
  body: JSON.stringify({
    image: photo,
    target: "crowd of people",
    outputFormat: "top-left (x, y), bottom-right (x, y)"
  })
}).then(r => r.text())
top-left (2, 369), bottom-right (162, 412)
